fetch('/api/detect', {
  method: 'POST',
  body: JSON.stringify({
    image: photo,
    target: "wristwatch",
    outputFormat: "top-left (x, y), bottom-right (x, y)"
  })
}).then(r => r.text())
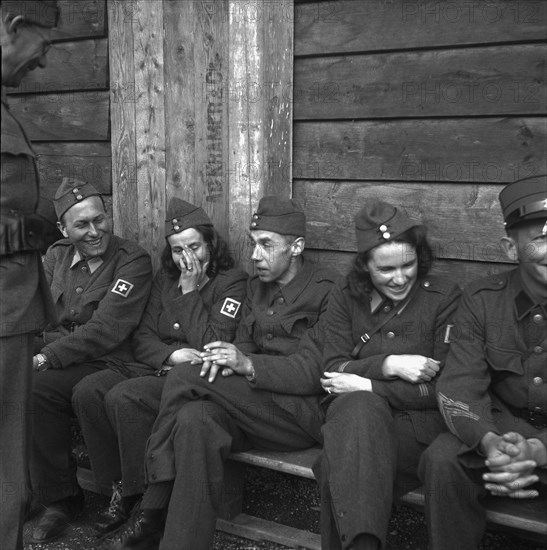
top-left (245, 362), bottom-right (257, 383)
top-left (35, 353), bottom-right (49, 371)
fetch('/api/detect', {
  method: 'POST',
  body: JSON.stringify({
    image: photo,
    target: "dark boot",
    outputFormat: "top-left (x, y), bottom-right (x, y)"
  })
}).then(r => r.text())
top-left (112, 508), bottom-right (164, 550)
top-left (95, 481), bottom-right (141, 538)
top-left (30, 490), bottom-right (85, 543)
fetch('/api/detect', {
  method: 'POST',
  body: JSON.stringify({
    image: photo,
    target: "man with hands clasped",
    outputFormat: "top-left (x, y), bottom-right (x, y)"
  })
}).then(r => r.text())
top-left (420, 174), bottom-right (547, 550)
top-left (115, 196), bottom-right (337, 550)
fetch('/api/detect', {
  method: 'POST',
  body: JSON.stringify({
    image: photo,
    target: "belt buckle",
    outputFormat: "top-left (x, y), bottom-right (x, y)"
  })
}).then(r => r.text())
top-left (360, 333), bottom-right (370, 345)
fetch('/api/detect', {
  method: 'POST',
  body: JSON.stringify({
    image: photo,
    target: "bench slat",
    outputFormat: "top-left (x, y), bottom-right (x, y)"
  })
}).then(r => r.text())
top-left (216, 515), bottom-right (321, 550)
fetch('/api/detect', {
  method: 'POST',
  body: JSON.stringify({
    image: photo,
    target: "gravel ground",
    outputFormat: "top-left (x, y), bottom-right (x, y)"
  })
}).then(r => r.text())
top-left (23, 466), bottom-right (546, 550)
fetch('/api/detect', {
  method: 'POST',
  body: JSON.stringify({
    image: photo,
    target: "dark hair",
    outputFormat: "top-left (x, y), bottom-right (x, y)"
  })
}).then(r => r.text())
top-left (161, 224), bottom-right (235, 280)
top-left (347, 225), bottom-right (434, 305)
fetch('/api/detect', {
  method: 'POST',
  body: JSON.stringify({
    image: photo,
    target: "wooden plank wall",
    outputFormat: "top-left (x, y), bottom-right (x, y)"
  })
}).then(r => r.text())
top-left (293, 0), bottom-right (547, 283)
top-left (6, 0), bottom-right (111, 203)
top-left (108, 0), bottom-right (294, 271)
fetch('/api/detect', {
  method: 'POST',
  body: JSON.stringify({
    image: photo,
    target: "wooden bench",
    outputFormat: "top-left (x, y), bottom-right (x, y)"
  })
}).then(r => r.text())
top-left (215, 446), bottom-right (547, 549)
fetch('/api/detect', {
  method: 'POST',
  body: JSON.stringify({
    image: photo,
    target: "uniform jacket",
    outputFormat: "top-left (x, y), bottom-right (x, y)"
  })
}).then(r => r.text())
top-left (324, 274), bottom-right (461, 443)
top-left (132, 267), bottom-right (248, 372)
top-left (437, 268), bottom-right (547, 460)
top-left (0, 92), bottom-right (55, 337)
top-left (237, 258), bottom-right (338, 442)
top-left (39, 235), bottom-right (152, 369)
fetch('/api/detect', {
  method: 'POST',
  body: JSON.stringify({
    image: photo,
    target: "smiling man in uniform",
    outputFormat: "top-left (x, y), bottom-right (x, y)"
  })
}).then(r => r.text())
top-left (28, 177), bottom-right (153, 544)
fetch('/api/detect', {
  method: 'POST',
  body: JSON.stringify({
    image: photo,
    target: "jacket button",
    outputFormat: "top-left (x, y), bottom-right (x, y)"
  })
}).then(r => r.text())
top-left (276, 297), bottom-right (284, 304)
top-left (386, 331), bottom-right (395, 339)
top-left (533, 314), bottom-right (544, 324)
top-left (266, 333), bottom-right (273, 340)
top-left (81, 265), bottom-right (88, 273)
top-left (533, 377), bottom-right (543, 386)
top-left (70, 308), bottom-right (76, 316)
top-left (266, 309), bottom-right (274, 316)
top-left (423, 281), bottom-right (430, 288)
top-left (173, 322), bottom-right (180, 330)
top-left (75, 287), bottom-right (83, 294)
top-left (149, 453), bottom-right (155, 459)
top-left (534, 346), bottom-right (544, 354)
top-left (338, 511), bottom-right (345, 517)
top-left (383, 305), bottom-right (391, 313)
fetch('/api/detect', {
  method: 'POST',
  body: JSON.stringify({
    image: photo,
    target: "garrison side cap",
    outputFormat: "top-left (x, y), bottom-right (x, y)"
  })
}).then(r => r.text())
top-left (53, 177), bottom-right (101, 220)
top-left (165, 197), bottom-right (212, 238)
top-left (499, 174), bottom-right (547, 229)
top-left (354, 199), bottom-right (423, 253)
top-left (250, 196), bottom-right (306, 237)
top-left (2, 1), bottom-right (60, 27)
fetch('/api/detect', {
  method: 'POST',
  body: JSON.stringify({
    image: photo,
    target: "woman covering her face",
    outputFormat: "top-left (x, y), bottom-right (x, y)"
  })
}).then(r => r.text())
top-left (314, 200), bottom-right (461, 550)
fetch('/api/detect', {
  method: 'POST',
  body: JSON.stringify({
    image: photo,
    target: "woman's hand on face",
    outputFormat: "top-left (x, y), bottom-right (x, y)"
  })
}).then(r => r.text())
top-left (382, 354), bottom-right (440, 383)
top-left (167, 348), bottom-right (202, 365)
top-left (321, 372), bottom-right (372, 394)
top-left (178, 246), bottom-right (208, 293)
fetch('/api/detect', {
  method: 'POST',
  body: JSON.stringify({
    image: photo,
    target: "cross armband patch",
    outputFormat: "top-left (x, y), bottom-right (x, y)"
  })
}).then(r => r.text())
top-left (220, 297), bottom-right (241, 318)
top-left (111, 279), bottom-right (134, 298)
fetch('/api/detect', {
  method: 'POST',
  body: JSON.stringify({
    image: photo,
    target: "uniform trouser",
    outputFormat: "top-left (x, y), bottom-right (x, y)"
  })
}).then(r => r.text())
top-left (29, 363), bottom-right (102, 504)
top-left (145, 364), bottom-right (318, 550)
top-left (72, 371), bottom-right (164, 496)
top-left (314, 392), bottom-right (433, 550)
top-left (0, 333), bottom-right (33, 550)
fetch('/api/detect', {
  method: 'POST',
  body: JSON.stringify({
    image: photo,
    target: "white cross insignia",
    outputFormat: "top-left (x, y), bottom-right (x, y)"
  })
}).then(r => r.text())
top-left (111, 279), bottom-right (134, 298)
top-left (220, 297), bottom-right (241, 318)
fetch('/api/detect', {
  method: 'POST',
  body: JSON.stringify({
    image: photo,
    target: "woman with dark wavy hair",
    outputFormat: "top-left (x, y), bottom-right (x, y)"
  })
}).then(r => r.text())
top-left (314, 200), bottom-right (461, 550)
top-left (72, 198), bottom-right (248, 539)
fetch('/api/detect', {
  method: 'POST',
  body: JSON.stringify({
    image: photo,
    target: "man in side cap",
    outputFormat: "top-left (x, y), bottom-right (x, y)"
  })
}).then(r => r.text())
top-left (116, 196), bottom-right (338, 550)
top-left (420, 174), bottom-right (547, 550)
top-left (0, 2), bottom-right (59, 548)
top-left (28, 178), bottom-right (153, 544)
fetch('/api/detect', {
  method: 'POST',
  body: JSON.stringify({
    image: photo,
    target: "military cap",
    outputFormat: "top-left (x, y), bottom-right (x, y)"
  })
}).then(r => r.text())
top-left (355, 200), bottom-right (421, 253)
top-left (2, 1), bottom-right (60, 27)
top-left (165, 197), bottom-right (212, 237)
top-left (499, 174), bottom-right (547, 229)
top-left (250, 196), bottom-right (306, 237)
top-left (53, 178), bottom-right (102, 220)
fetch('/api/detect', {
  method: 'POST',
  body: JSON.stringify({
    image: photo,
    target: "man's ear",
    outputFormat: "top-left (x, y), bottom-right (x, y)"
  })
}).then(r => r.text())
top-left (6, 14), bottom-right (25, 35)
top-left (500, 236), bottom-right (518, 262)
top-left (56, 221), bottom-right (68, 239)
top-left (290, 237), bottom-right (305, 257)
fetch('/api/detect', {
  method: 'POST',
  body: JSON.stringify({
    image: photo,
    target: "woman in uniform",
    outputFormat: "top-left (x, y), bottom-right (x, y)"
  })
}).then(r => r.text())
top-left (315, 199), bottom-right (461, 550)
top-left (72, 197), bottom-right (248, 538)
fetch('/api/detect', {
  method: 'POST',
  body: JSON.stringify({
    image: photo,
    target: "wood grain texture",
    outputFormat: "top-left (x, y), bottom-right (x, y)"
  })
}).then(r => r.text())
top-left (108, 0), bottom-right (139, 242)
top-left (34, 142), bottom-right (112, 195)
top-left (133, 0), bottom-right (167, 269)
top-left (12, 39), bottom-right (109, 93)
top-left (294, 44), bottom-right (546, 119)
top-left (8, 91), bottom-right (109, 141)
top-left (293, 180), bottom-right (511, 263)
top-left (295, 0), bottom-right (547, 56)
top-left (293, 118), bottom-right (547, 183)
top-left (52, 0), bottom-right (107, 40)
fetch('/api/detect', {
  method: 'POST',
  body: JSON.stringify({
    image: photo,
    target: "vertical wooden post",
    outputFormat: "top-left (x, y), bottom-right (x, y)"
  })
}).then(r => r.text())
top-left (109, 0), bottom-right (294, 270)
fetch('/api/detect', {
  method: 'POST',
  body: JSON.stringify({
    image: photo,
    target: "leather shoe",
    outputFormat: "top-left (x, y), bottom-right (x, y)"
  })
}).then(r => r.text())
top-left (111, 508), bottom-right (164, 549)
top-left (30, 491), bottom-right (84, 543)
top-left (95, 481), bottom-right (141, 537)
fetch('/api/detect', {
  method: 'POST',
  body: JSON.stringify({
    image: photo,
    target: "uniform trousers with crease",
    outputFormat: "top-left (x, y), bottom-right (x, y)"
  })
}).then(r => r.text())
top-left (145, 364), bottom-right (318, 550)
top-left (313, 391), bottom-right (436, 550)
top-left (72, 371), bottom-right (164, 497)
top-left (0, 333), bottom-right (33, 550)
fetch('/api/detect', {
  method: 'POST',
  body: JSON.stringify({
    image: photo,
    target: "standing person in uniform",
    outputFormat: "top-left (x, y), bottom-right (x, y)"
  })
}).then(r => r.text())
top-left (0, 2), bottom-right (59, 548)
top-left (115, 196), bottom-right (338, 550)
top-left (315, 200), bottom-right (461, 550)
top-left (420, 175), bottom-right (547, 550)
top-left (71, 198), bottom-right (248, 539)
top-left (29, 177), bottom-right (153, 544)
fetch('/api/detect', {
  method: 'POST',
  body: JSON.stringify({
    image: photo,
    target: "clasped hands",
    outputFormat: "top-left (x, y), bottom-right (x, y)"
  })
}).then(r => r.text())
top-left (481, 431), bottom-right (545, 499)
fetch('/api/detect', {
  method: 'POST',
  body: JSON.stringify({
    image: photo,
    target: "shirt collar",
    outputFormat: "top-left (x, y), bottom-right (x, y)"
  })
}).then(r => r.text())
top-left (513, 270), bottom-right (546, 320)
top-left (270, 257), bottom-right (315, 304)
top-left (70, 250), bottom-right (104, 274)
top-left (369, 289), bottom-right (387, 314)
